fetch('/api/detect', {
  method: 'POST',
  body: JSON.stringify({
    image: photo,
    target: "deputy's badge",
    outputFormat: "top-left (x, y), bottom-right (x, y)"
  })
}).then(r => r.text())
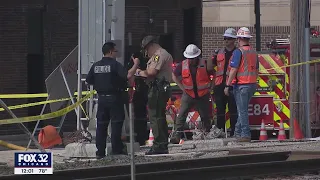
top-left (154, 55), bottom-right (159, 62)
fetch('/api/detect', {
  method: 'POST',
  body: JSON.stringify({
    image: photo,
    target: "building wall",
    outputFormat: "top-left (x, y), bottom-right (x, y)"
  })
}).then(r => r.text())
top-left (0, 0), bottom-right (202, 135)
top-left (125, 0), bottom-right (202, 59)
top-left (201, 26), bottom-right (320, 61)
top-left (0, 0), bottom-right (79, 135)
top-left (203, 0), bottom-right (320, 27)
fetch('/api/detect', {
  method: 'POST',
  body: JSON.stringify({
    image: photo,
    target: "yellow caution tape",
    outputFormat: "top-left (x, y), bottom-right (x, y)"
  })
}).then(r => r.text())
top-left (0, 96), bottom-right (90, 120)
top-left (265, 58), bottom-right (320, 71)
top-left (0, 91), bottom-right (95, 99)
top-left (0, 91), bottom-right (94, 125)
top-left (0, 59), bottom-right (316, 100)
top-left (0, 84), bottom-right (178, 99)
top-left (0, 98), bottom-right (69, 112)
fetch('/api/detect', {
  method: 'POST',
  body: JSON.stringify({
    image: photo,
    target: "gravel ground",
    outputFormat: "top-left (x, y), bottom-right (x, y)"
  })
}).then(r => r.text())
top-left (255, 171), bottom-right (320, 180)
top-left (177, 140), bottom-right (320, 154)
top-left (0, 151), bottom-right (229, 176)
top-left (0, 166), bottom-right (13, 176)
top-left (248, 141), bottom-right (320, 152)
top-left (1, 140), bottom-right (320, 176)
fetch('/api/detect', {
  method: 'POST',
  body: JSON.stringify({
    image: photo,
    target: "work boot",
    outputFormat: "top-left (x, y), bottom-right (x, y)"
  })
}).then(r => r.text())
top-left (169, 132), bottom-right (181, 144)
top-left (111, 143), bottom-right (128, 155)
top-left (96, 151), bottom-right (106, 160)
top-left (96, 155), bottom-right (106, 160)
top-left (145, 147), bottom-right (169, 155)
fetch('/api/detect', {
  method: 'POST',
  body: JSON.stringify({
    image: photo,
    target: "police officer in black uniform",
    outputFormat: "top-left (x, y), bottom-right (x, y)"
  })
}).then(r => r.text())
top-left (86, 42), bottom-right (128, 159)
top-left (127, 51), bottom-right (149, 146)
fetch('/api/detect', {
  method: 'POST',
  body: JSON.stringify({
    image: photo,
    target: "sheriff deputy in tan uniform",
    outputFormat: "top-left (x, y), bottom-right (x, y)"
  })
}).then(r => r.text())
top-left (134, 35), bottom-right (173, 155)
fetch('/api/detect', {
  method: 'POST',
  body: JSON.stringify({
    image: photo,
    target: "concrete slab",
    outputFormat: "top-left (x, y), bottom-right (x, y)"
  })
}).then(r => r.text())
top-left (64, 142), bottom-right (140, 158)
top-left (179, 138), bottom-right (237, 150)
top-left (64, 143), bottom-right (97, 158)
top-left (181, 144), bottom-right (197, 150)
top-left (183, 139), bottom-right (223, 147)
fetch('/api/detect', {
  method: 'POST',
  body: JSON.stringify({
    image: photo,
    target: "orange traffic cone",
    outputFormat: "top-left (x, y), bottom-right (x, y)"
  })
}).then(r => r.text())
top-left (259, 119), bottom-right (268, 141)
top-left (147, 128), bottom-right (154, 146)
top-left (277, 120), bottom-right (287, 140)
top-left (38, 125), bottom-right (62, 149)
top-left (294, 119), bottom-right (304, 140)
top-left (179, 139), bottom-right (184, 144)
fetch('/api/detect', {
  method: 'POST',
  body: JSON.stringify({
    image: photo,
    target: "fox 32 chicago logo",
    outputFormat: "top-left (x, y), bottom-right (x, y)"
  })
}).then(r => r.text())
top-left (14, 152), bottom-right (53, 174)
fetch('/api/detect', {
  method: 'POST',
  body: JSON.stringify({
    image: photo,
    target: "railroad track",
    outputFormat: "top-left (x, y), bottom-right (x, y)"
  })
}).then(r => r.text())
top-left (2, 151), bottom-right (320, 180)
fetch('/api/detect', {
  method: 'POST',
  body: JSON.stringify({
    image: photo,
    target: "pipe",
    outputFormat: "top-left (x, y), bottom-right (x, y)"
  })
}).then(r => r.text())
top-left (254, 0), bottom-right (261, 51)
top-left (304, 0), bottom-right (311, 138)
top-left (0, 140), bottom-right (27, 151)
top-left (103, 0), bottom-right (106, 43)
top-left (129, 102), bottom-right (136, 180)
top-left (77, 0), bottom-right (82, 130)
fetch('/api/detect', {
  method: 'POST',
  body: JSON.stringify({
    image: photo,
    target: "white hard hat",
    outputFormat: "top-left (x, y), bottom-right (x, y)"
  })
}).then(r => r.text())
top-left (223, 28), bottom-right (237, 38)
top-left (236, 27), bottom-right (253, 38)
top-left (183, 44), bottom-right (201, 59)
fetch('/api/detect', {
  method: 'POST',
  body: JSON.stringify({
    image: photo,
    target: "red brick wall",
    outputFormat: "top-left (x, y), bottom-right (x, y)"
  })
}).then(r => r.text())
top-left (202, 25), bottom-right (320, 59)
top-left (202, 26), bottom-right (292, 59)
top-left (0, 0), bottom-right (78, 135)
top-left (0, 0), bottom-right (202, 135)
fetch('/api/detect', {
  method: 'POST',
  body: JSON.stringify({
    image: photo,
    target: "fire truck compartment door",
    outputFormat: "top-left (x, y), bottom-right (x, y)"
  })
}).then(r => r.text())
top-left (248, 96), bottom-right (274, 127)
top-left (255, 73), bottom-right (287, 100)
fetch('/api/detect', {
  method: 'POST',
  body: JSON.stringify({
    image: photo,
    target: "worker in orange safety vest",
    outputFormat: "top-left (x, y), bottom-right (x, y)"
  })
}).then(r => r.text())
top-left (224, 27), bottom-right (259, 142)
top-left (170, 44), bottom-right (223, 144)
top-left (207, 28), bottom-right (238, 138)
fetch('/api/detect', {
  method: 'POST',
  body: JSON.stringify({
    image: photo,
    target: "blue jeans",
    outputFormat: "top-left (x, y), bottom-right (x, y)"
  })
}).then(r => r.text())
top-left (233, 84), bottom-right (257, 138)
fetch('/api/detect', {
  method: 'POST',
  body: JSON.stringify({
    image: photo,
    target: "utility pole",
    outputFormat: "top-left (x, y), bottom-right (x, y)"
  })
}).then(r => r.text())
top-left (254, 0), bottom-right (261, 51)
top-left (289, 0), bottom-right (309, 138)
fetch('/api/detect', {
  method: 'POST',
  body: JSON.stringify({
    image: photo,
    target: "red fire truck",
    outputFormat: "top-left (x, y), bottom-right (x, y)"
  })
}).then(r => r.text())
top-left (166, 35), bottom-right (320, 137)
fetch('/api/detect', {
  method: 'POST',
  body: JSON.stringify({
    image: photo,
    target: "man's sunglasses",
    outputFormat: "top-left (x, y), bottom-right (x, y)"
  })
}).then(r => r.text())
top-left (224, 37), bottom-right (235, 40)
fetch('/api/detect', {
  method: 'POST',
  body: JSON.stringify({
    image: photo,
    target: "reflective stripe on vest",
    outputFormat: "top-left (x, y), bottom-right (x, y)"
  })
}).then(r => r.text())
top-left (181, 60), bottom-right (192, 89)
top-left (237, 47), bottom-right (258, 77)
top-left (181, 59), bottom-right (210, 97)
top-left (215, 49), bottom-right (225, 77)
top-left (182, 59), bottom-right (210, 90)
top-left (231, 46), bottom-right (258, 84)
top-left (197, 59), bottom-right (210, 90)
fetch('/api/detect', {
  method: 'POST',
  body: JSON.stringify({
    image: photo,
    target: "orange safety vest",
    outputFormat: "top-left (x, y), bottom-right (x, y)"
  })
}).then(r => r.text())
top-left (230, 46), bottom-right (258, 84)
top-left (215, 49), bottom-right (231, 85)
top-left (181, 59), bottom-right (210, 98)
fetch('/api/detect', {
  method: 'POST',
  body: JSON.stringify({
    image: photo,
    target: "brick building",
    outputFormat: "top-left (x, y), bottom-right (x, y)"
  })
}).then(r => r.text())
top-left (201, 0), bottom-right (320, 59)
top-left (0, 0), bottom-right (202, 135)
top-left (202, 26), bottom-right (290, 59)
top-left (202, 26), bottom-right (320, 60)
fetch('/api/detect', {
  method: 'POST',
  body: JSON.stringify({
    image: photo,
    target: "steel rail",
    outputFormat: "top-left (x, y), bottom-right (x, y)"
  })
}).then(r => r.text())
top-left (0, 151), bottom-right (290, 180)
top-left (92, 158), bottom-right (320, 180)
